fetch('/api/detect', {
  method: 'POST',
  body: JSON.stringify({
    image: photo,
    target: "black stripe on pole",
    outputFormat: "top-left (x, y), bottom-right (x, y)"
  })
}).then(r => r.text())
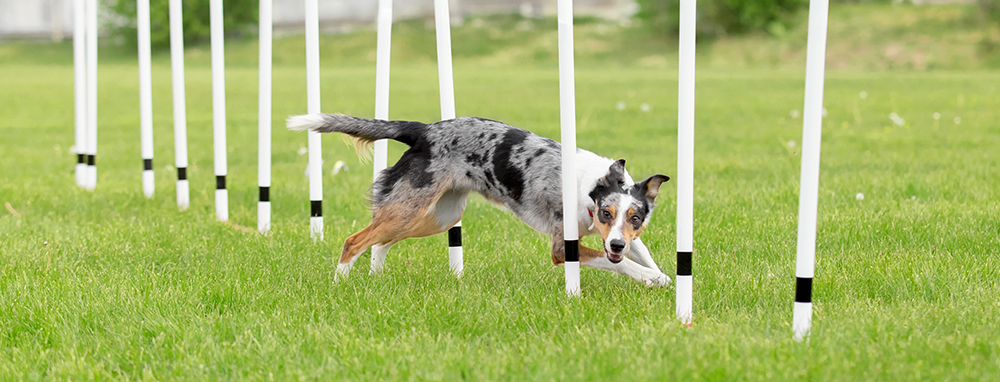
top-left (259, 186), bottom-right (270, 202)
top-left (677, 251), bottom-right (693, 276)
top-left (87, 154), bottom-right (95, 166)
top-left (310, 200), bottom-right (322, 217)
top-left (143, 159), bottom-right (153, 171)
top-left (448, 226), bottom-right (462, 247)
top-left (795, 277), bottom-right (813, 303)
top-left (77, 154), bottom-right (85, 164)
top-left (565, 240), bottom-right (579, 262)
top-left (215, 175), bottom-right (226, 190)
top-left (177, 167), bottom-right (187, 180)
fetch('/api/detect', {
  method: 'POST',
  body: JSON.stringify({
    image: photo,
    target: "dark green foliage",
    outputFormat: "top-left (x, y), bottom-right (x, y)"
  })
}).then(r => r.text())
top-left (980, 0), bottom-right (1000, 25)
top-left (635, 0), bottom-right (808, 37)
top-left (110, 0), bottom-right (259, 49)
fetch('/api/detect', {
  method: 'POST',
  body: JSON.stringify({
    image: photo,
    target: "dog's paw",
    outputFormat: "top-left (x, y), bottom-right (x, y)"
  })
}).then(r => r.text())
top-left (335, 263), bottom-right (353, 282)
top-left (644, 272), bottom-right (672, 288)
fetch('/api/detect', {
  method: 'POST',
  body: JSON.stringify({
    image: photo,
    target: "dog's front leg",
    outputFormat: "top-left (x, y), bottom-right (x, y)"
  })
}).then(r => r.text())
top-left (626, 237), bottom-right (662, 273)
top-left (576, 244), bottom-right (671, 287)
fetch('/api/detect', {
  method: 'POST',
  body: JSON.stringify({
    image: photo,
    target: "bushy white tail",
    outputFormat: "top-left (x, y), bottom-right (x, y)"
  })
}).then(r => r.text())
top-left (286, 114), bottom-right (329, 132)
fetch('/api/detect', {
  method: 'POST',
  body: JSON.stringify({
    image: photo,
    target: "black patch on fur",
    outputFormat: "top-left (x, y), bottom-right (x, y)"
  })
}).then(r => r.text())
top-left (372, 125), bottom-right (437, 203)
top-left (466, 153), bottom-right (487, 167)
top-left (390, 121), bottom-right (429, 147)
top-left (554, 210), bottom-right (563, 221)
top-left (474, 117), bottom-right (501, 124)
top-left (451, 137), bottom-right (459, 147)
top-left (483, 169), bottom-right (497, 188)
top-left (535, 149), bottom-right (546, 157)
top-left (492, 128), bottom-right (529, 203)
top-left (489, 133), bottom-right (497, 141)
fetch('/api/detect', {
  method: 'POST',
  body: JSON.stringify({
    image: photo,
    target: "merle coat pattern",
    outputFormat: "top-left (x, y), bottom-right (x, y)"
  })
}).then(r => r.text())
top-left (288, 114), bottom-right (671, 287)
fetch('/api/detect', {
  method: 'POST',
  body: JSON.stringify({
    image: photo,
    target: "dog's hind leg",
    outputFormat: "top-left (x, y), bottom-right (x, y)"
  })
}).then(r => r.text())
top-left (337, 202), bottom-right (419, 280)
top-left (339, 186), bottom-right (468, 280)
top-left (370, 243), bottom-right (393, 274)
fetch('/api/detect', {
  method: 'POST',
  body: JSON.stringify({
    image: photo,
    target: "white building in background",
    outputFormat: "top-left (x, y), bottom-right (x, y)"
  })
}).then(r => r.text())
top-left (0, 0), bottom-right (637, 39)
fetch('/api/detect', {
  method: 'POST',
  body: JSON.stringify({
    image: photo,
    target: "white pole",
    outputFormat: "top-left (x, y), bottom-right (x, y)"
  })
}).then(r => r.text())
top-left (138, 0), bottom-right (155, 198)
top-left (793, 0), bottom-right (830, 341)
top-left (73, 0), bottom-right (86, 188)
top-left (557, 0), bottom-right (580, 297)
top-left (676, 0), bottom-right (696, 324)
top-left (434, 0), bottom-right (463, 278)
top-left (305, 0), bottom-right (323, 240)
top-left (258, 0), bottom-right (272, 233)
top-left (373, 0), bottom-right (392, 178)
top-left (169, 0), bottom-right (190, 209)
top-left (210, 0), bottom-right (228, 222)
top-left (85, 0), bottom-right (97, 190)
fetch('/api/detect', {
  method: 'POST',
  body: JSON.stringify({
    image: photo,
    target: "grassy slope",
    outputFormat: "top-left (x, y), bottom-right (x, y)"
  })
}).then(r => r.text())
top-left (1, 3), bottom-right (999, 381)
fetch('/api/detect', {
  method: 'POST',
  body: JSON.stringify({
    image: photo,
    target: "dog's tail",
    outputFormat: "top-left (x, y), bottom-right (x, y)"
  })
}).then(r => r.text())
top-left (286, 113), bottom-right (427, 159)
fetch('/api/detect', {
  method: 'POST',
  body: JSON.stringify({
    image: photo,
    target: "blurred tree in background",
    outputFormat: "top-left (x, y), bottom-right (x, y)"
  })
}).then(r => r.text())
top-left (979, 0), bottom-right (1000, 63)
top-left (981, 0), bottom-right (1000, 25)
top-left (635, 0), bottom-right (809, 38)
top-left (110, 0), bottom-right (258, 49)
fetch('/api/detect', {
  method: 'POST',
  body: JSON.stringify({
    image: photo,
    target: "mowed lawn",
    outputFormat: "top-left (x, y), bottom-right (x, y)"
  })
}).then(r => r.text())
top-left (1, 54), bottom-right (998, 380)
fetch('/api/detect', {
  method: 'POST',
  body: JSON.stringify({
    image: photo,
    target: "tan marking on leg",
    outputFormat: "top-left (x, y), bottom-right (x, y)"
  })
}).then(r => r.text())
top-left (341, 186), bottom-right (466, 266)
top-left (551, 231), bottom-right (606, 265)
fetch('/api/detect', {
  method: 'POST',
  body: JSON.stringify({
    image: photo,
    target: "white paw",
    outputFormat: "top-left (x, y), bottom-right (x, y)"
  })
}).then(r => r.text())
top-left (335, 263), bottom-right (352, 282)
top-left (643, 272), bottom-right (672, 288)
top-left (370, 258), bottom-right (385, 275)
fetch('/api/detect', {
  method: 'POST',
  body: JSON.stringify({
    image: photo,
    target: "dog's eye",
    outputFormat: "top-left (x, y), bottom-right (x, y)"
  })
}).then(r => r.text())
top-left (631, 215), bottom-right (641, 224)
top-left (601, 210), bottom-right (612, 219)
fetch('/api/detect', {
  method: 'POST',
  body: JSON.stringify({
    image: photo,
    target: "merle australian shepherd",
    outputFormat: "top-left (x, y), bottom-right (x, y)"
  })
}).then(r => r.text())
top-left (288, 114), bottom-right (671, 287)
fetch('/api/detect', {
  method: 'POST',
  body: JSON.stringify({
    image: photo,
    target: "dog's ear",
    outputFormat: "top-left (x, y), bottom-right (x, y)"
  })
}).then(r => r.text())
top-left (636, 174), bottom-right (670, 203)
top-left (588, 159), bottom-right (628, 202)
top-left (606, 159), bottom-right (626, 187)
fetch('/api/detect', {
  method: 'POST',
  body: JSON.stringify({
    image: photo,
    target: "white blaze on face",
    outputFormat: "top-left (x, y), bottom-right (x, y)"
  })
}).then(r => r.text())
top-left (605, 194), bottom-right (635, 253)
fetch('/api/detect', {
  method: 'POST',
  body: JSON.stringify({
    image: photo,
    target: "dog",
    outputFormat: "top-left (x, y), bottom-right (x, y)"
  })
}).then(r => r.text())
top-left (287, 114), bottom-right (672, 287)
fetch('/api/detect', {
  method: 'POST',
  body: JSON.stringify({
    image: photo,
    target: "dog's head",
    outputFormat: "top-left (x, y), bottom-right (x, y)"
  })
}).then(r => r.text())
top-left (588, 159), bottom-right (670, 264)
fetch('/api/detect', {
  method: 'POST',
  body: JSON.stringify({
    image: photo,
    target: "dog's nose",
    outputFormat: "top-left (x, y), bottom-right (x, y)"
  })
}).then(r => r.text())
top-left (609, 239), bottom-right (625, 253)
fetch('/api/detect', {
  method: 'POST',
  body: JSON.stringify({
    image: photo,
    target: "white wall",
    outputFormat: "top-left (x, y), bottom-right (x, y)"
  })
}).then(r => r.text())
top-left (0, 0), bottom-right (637, 39)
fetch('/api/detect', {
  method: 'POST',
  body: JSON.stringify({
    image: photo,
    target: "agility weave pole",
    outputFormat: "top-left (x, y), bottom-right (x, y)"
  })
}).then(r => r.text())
top-left (84, 0), bottom-right (98, 190)
top-left (305, 0), bottom-right (324, 240)
top-left (434, 0), bottom-right (463, 277)
top-left (258, 0), bottom-right (273, 233)
top-left (138, 0), bottom-right (155, 198)
top-left (210, 0), bottom-right (229, 222)
top-left (73, 0), bottom-right (86, 188)
top-left (373, 0), bottom-right (392, 184)
top-left (367, 0), bottom-right (393, 273)
top-left (557, 0), bottom-right (581, 297)
top-left (793, 0), bottom-right (831, 341)
top-left (169, 0), bottom-right (190, 209)
top-left (676, 0), bottom-right (696, 324)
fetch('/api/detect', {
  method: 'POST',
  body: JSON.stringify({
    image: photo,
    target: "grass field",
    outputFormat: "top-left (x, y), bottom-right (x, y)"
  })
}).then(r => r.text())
top-left (2, 5), bottom-right (1000, 380)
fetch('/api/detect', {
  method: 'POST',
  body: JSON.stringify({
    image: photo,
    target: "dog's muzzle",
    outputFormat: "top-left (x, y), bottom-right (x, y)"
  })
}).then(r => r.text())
top-left (606, 239), bottom-right (626, 263)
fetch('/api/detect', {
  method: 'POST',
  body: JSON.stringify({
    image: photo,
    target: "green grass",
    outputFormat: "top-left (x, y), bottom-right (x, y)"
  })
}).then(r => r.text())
top-left (2, 4), bottom-right (1000, 380)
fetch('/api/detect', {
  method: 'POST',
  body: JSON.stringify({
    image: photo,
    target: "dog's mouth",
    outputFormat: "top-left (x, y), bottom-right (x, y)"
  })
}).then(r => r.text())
top-left (605, 239), bottom-right (626, 263)
top-left (606, 251), bottom-right (624, 264)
